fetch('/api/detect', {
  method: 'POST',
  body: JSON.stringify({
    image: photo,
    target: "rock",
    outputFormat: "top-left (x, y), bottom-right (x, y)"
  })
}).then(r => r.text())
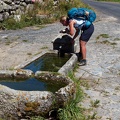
top-left (0, 72), bottom-right (76, 119)
top-left (0, 14), bottom-right (3, 22)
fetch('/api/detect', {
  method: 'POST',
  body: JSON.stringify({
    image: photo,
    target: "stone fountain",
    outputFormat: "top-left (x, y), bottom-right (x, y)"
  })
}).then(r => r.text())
top-left (0, 35), bottom-right (78, 119)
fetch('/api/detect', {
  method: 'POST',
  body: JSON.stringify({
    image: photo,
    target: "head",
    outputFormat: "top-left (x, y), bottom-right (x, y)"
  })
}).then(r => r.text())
top-left (60, 16), bottom-right (69, 26)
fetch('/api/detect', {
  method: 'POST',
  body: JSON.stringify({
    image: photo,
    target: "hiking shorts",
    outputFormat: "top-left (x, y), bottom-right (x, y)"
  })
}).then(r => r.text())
top-left (80, 24), bottom-right (94, 42)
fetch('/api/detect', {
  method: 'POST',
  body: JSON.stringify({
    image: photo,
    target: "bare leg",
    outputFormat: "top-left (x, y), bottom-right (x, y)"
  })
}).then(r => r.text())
top-left (80, 40), bottom-right (87, 60)
top-left (78, 40), bottom-right (87, 66)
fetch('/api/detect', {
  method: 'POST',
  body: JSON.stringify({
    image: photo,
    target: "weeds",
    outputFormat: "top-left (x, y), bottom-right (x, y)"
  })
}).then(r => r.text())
top-left (96, 34), bottom-right (117, 46)
top-left (115, 86), bottom-right (120, 91)
top-left (27, 53), bottom-right (32, 55)
top-left (90, 99), bottom-right (100, 108)
top-left (23, 40), bottom-right (28, 42)
top-left (1, 0), bottom-right (88, 30)
top-left (96, 34), bottom-right (109, 40)
top-left (99, 40), bottom-right (117, 45)
top-left (41, 46), bottom-right (48, 49)
top-left (114, 38), bottom-right (120, 41)
top-left (87, 112), bottom-right (97, 119)
top-left (57, 71), bottom-right (85, 120)
top-left (101, 40), bottom-right (112, 44)
top-left (5, 40), bottom-right (12, 45)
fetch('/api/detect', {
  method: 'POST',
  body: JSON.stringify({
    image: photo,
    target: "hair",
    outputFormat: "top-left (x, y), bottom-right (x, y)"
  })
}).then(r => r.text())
top-left (60, 16), bottom-right (67, 23)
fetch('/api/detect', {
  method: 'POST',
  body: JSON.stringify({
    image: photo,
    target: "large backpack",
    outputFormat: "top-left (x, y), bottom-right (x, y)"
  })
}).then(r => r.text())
top-left (67, 8), bottom-right (96, 23)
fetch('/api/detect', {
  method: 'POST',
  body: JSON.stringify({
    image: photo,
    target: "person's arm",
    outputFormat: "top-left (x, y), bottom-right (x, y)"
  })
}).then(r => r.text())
top-left (64, 20), bottom-right (74, 35)
top-left (70, 28), bottom-right (80, 44)
top-left (68, 20), bottom-right (75, 36)
top-left (72, 28), bottom-right (80, 40)
top-left (67, 20), bottom-right (80, 43)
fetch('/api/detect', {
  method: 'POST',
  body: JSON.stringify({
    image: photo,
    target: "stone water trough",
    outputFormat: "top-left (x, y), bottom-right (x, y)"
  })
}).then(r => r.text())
top-left (0, 35), bottom-right (78, 119)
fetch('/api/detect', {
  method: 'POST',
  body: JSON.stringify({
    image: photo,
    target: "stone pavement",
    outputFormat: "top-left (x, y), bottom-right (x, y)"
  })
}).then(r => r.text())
top-left (74, 15), bottom-right (120, 120)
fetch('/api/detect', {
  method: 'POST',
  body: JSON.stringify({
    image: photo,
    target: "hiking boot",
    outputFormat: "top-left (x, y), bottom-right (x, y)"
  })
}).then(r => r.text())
top-left (78, 59), bottom-right (87, 66)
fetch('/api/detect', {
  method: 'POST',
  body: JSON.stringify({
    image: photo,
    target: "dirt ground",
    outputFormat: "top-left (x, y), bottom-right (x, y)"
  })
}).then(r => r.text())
top-left (0, 23), bottom-right (64, 70)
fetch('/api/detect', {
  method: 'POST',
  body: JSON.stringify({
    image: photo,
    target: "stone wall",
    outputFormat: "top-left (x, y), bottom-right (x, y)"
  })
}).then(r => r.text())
top-left (0, 0), bottom-right (44, 22)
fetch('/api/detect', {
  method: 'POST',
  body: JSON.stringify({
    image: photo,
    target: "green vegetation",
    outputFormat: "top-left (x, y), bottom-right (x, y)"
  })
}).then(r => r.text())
top-left (87, 112), bottom-right (97, 119)
top-left (96, 34), bottom-right (109, 40)
top-left (27, 52), bottom-right (32, 55)
top-left (96, 0), bottom-right (120, 2)
top-left (96, 34), bottom-right (117, 46)
top-left (23, 40), bottom-right (28, 42)
top-left (114, 38), bottom-right (120, 41)
top-left (5, 40), bottom-right (12, 45)
top-left (41, 46), bottom-right (48, 49)
top-left (30, 70), bottom-right (88, 120)
top-left (0, 0), bottom-right (88, 30)
top-left (90, 99), bottom-right (100, 108)
top-left (100, 40), bottom-right (117, 45)
top-left (57, 71), bottom-right (85, 120)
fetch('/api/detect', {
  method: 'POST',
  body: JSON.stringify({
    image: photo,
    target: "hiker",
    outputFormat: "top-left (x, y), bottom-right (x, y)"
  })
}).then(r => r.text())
top-left (60, 15), bottom-right (94, 66)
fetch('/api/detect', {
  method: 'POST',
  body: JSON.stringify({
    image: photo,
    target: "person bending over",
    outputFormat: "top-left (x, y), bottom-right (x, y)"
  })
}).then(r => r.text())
top-left (60, 16), bottom-right (94, 66)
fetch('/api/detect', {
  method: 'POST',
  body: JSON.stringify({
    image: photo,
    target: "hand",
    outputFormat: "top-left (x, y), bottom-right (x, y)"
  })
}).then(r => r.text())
top-left (65, 28), bottom-right (70, 34)
top-left (59, 29), bottom-right (66, 33)
top-left (59, 28), bottom-right (69, 34)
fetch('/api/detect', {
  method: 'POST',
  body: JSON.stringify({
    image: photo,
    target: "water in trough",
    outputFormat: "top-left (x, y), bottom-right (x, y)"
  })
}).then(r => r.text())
top-left (0, 53), bottom-right (71, 92)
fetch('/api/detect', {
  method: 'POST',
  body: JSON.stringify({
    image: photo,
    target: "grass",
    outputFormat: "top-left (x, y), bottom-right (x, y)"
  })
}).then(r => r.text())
top-left (90, 99), bottom-right (100, 108)
top-left (5, 40), bottom-right (12, 45)
top-left (96, 34), bottom-right (117, 46)
top-left (27, 53), bottom-right (32, 55)
top-left (57, 71), bottom-right (85, 120)
top-left (41, 46), bottom-right (48, 49)
top-left (23, 40), bottom-right (28, 42)
top-left (0, 0), bottom-right (89, 30)
top-left (114, 38), bottom-right (120, 41)
top-left (30, 70), bottom-right (87, 120)
top-left (100, 40), bottom-right (116, 45)
top-left (96, 34), bottom-right (109, 40)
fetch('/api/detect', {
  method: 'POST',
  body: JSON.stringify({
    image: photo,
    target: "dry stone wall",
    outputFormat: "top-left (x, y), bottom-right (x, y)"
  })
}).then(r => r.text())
top-left (0, 0), bottom-right (44, 22)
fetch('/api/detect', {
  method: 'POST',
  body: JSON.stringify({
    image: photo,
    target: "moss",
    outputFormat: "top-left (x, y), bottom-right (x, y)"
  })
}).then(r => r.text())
top-left (114, 38), bottom-right (120, 41)
top-left (96, 34), bottom-right (109, 40)
top-left (25, 102), bottom-right (40, 112)
top-left (99, 40), bottom-right (117, 45)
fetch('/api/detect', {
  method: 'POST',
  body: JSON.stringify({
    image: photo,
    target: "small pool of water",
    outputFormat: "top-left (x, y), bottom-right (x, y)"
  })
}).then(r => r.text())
top-left (0, 78), bottom-right (67, 92)
top-left (23, 53), bottom-right (71, 73)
